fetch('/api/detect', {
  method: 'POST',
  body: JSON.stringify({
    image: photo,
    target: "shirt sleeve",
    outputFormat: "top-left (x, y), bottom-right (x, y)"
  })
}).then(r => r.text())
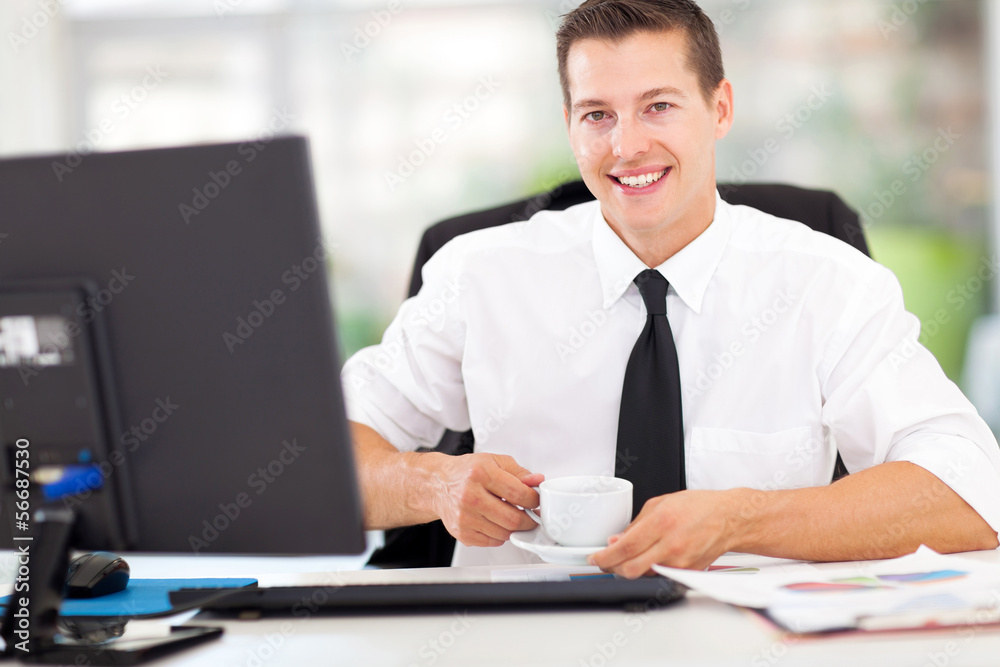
top-left (341, 241), bottom-right (471, 452)
top-left (820, 264), bottom-right (1000, 539)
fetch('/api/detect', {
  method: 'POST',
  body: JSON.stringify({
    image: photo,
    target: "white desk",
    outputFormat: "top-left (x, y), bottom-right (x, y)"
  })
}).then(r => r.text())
top-left (94, 549), bottom-right (1000, 667)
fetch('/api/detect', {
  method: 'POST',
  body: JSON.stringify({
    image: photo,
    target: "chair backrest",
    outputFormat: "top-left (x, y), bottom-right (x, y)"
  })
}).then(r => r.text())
top-left (408, 180), bottom-right (869, 296)
top-left (371, 180), bottom-right (865, 569)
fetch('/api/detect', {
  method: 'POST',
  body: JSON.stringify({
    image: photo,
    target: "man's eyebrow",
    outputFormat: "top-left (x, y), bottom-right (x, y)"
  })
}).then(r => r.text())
top-left (571, 98), bottom-right (609, 113)
top-left (639, 86), bottom-right (687, 102)
top-left (571, 87), bottom-right (688, 113)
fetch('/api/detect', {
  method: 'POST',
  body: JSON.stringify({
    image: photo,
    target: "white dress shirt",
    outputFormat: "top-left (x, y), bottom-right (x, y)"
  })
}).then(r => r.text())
top-left (343, 192), bottom-right (1000, 567)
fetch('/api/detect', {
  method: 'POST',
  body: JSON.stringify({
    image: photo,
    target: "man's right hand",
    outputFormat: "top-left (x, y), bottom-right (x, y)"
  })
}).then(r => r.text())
top-left (350, 422), bottom-right (542, 547)
top-left (428, 453), bottom-right (543, 547)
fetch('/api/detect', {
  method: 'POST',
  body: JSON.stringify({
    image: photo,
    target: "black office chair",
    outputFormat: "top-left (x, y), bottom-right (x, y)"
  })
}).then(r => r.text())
top-left (369, 180), bottom-right (866, 568)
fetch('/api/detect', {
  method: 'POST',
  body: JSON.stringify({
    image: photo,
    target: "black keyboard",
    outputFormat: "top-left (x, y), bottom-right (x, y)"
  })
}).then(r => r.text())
top-left (173, 576), bottom-right (685, 616)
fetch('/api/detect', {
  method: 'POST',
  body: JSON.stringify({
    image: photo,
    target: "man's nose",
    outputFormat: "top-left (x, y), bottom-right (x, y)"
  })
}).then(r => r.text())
top-left (611, 115), bottom-right (651, 160)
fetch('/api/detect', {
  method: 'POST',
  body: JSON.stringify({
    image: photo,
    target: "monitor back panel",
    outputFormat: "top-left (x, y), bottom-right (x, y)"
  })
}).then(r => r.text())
top-left (0, 138), bottom-right (365, 555)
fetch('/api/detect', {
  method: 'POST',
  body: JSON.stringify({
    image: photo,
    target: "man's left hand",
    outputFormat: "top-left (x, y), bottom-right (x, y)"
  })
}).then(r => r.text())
top-left (587, 489), bottom-right (741, 577)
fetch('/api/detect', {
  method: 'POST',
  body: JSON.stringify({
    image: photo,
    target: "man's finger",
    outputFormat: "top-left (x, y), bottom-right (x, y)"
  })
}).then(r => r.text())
top-left (589, 531), bottom-right (662, 578)
top-left (519, 472), bottom-right (545, 492)
top-left (454, 526), bottom-right (506, 548)
top-left (485, 493), bottom-right (538, 533)
top-left (485, 468), bottom-right (541, 510)
top-left (463, 488), bottom-right (538, 540)
top-left (493, 454), bottom-right (535, 479)
top-left (588, 518), bottom-right (659, 571)
top-left (492, 457), bottom-right (543, 499)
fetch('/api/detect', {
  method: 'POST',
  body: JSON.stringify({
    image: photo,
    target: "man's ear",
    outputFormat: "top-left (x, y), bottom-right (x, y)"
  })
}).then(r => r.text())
top-left (563, 105), bottom-right (570, 129)
top-left (714, 79), bottom-right (734, 140)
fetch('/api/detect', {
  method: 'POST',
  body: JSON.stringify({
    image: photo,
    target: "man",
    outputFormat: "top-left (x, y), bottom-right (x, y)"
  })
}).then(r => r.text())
top-left (344, 0), bottom-right (1000, 576)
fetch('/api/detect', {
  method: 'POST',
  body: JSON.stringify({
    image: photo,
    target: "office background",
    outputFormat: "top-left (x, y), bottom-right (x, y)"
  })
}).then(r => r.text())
top-left (2, 0), bottom-right (998, 426)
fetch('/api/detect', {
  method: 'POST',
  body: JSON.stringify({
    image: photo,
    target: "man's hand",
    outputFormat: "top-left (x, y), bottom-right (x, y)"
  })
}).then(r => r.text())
top-left (588, 462), bottom-right (1000, 578)
top-left (430, 453), bottom-right (543, 547)
top-left (587, 490), bottom-right (739, 578)
top-left (351, 422), bottom-right (543, 543)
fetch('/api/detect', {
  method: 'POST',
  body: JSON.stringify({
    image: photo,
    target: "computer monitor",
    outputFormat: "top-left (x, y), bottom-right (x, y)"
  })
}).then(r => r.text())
top-left (0, 137), bottom-right (365, 659)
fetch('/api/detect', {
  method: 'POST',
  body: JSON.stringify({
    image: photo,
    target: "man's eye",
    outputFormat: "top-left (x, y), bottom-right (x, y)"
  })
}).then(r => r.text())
top-left (652, 102), bottom-right (670, 112)
top-left (585, 111), bottom-right (607, 122)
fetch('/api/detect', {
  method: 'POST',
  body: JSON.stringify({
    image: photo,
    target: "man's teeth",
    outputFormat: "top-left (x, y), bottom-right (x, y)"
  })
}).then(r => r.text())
top-left (616, 170), bottom-right (666, 188)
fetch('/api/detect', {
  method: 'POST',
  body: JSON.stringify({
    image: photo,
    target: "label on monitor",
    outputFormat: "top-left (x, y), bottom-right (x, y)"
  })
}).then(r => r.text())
top-left (0, 314), bottom-right (75, 368)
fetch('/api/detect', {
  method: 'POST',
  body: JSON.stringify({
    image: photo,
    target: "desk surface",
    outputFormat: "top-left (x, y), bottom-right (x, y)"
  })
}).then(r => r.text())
top-left (6, 549), bottom-right (1000, 666)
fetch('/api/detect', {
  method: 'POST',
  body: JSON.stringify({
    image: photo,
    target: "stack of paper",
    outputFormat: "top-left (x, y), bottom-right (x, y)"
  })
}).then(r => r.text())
top-left (653, 547), bottom-right (1000, 633)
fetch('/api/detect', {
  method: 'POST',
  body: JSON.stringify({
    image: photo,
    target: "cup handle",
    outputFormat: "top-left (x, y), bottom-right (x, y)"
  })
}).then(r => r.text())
top-left (522, 486), bottom-right (542, 525)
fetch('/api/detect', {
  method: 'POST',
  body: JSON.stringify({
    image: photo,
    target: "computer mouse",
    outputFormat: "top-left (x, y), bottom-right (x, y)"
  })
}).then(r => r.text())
top-left (65, 551), bottom-right (130, 599)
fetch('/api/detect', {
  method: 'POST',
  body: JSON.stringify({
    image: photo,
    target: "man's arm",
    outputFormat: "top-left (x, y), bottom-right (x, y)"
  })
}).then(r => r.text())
top-left (589, 461), bottom-right (999, 577)
top-left (351, 422), bottom-right (542, 547)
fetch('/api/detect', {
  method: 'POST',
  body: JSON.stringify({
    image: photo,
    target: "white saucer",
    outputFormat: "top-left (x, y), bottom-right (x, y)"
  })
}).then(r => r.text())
top-left (509, 527), bottom-right (604, 565)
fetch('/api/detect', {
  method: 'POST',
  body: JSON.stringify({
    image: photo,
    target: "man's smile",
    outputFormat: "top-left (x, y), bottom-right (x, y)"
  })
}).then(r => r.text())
top-left (608, 167), bottom-right (671, 193)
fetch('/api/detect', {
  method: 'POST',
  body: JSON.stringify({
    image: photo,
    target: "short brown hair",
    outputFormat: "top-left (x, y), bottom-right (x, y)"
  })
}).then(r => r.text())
top-left (556, 0), bottom-right (725, 109)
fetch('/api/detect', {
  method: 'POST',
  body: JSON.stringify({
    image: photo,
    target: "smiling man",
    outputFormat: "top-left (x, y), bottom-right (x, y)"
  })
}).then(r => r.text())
top-left (343, 0), bottom-right (1000, 574)
top-left (564, 29), bottom-right (725, 269)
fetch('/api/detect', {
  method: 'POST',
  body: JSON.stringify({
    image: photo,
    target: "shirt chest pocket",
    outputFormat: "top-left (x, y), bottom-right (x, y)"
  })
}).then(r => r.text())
top-left (685, 426), bottom-right (826, 491)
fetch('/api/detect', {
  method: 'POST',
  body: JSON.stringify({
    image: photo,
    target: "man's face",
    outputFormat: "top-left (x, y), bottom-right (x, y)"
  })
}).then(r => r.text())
top-left (564, 30), bottom-right (733, 246)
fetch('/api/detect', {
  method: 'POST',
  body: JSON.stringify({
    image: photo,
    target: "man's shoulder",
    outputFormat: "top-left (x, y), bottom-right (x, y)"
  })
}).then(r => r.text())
top-left (720, 200), bottom-right (903, 315)
top-left (723, 200), bottom-right (878, 276)
top-left (429, 200), bottom-right (599, 262)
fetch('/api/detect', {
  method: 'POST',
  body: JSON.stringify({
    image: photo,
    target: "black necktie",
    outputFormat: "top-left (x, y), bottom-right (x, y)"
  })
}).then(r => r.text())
top-left (616, 269), bottom-right (685, 518)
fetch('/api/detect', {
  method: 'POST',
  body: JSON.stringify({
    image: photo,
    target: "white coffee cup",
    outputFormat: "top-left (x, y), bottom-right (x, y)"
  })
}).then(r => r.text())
top-left (524, 476), bottom-right (633, 547)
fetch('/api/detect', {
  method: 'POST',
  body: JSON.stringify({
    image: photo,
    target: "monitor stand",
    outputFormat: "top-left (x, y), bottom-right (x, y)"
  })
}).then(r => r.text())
top-left (1, 508), bottom-right (223, 665)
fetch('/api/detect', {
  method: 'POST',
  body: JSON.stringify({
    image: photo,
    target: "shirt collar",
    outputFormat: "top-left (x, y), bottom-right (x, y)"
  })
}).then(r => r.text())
top-left (592, 191), bottom-right (734, 314)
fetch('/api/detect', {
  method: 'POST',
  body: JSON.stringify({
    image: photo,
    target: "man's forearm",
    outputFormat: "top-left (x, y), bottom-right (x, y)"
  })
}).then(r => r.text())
top-left (350, 421), bottom-right (543, 545)
top-left (350, 421), bottom-right (445, 529)
top-left (731, 461), bottom-right (999, 560)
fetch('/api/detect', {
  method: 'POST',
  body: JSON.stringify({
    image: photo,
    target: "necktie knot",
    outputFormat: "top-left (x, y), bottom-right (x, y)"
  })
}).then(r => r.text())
top-left (634, 269), bottom-right (667, 316)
